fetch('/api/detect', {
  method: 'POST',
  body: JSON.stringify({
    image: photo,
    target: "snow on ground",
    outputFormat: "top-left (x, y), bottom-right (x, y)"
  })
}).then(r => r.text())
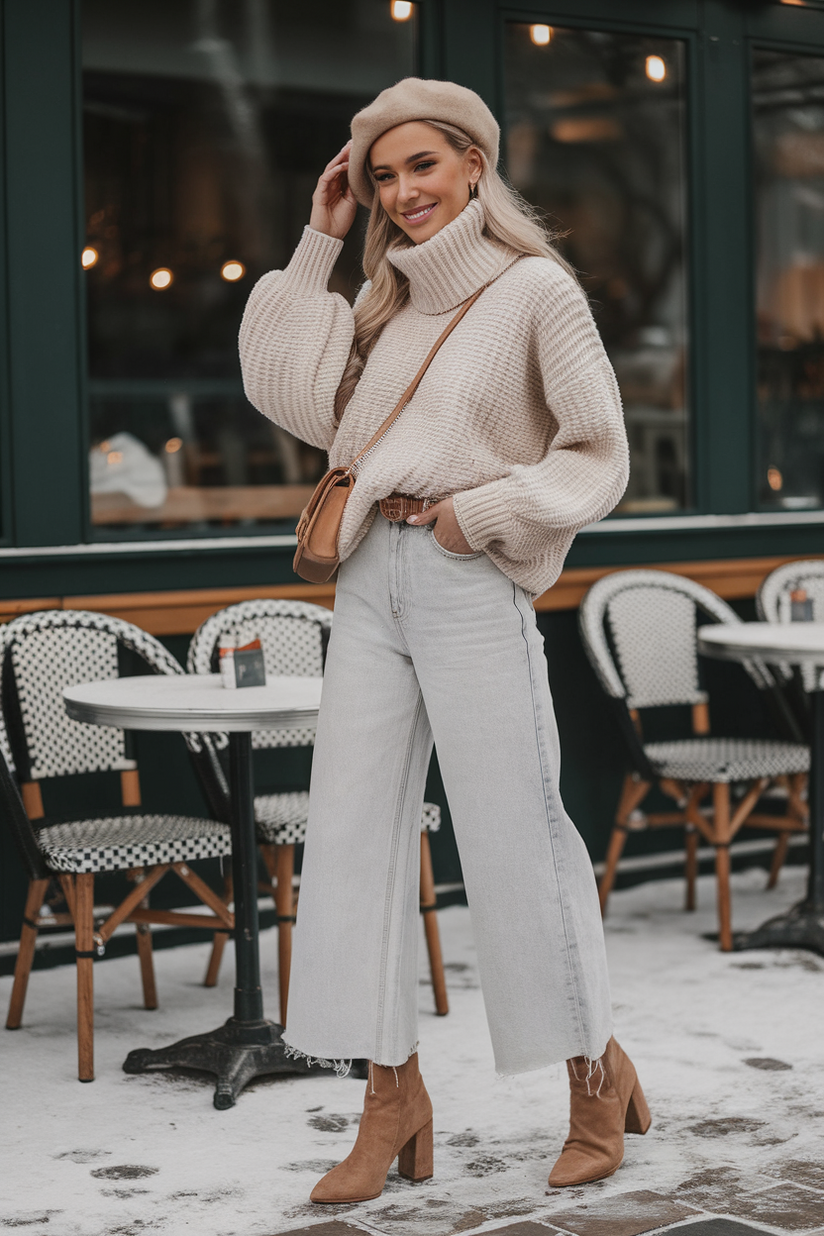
top-left (0, 865), bottom-right (822, 1236)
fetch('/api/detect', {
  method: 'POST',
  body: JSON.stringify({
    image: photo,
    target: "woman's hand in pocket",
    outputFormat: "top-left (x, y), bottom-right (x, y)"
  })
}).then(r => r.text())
top-left (408, 497), bottom-right (473, 554)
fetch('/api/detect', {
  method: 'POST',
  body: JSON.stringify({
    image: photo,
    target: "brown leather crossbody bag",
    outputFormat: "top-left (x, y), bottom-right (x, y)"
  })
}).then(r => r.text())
top-left (293, 283), bottom-right (486, 583)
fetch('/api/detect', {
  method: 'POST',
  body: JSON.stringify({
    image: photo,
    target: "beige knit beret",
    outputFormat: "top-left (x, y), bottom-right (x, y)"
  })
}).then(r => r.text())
top-left (348, 77), bottom-right (500, 208)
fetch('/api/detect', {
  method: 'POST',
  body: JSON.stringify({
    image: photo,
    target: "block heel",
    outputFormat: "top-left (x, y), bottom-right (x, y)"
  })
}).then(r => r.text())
top-left (398, 1117), bottom-right (434, 1182)
top-left (624, 1079), bottom-right (651, 1135)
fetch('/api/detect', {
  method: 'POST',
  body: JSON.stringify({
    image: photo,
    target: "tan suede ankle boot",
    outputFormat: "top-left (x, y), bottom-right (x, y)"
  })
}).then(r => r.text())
top-left (548, 1037), bottom-right (651, 1188)
top-left (310, 1053), bottom-right (433, 1203)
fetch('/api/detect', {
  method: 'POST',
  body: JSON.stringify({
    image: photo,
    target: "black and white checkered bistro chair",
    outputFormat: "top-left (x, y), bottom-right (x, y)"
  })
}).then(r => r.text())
top-left (187, 599), bottom-right (448, 1020)
top-left (1, 609), bottom-right (233, 1081)
top-left (579, 570), bottom-right (810, 951)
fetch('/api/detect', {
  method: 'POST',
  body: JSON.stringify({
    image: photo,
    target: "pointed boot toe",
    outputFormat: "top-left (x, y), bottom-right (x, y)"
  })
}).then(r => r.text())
top-left (309, 1055), bottom-right (433, 1205)
top-left (310, 1159), bottom-right (382, 1204)
top-left (548, 1143), bottom-right (619, 1188)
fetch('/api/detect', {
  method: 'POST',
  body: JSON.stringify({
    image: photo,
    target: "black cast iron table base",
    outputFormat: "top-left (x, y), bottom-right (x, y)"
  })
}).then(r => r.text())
top-left (733, 899), bottom-right (824, 955)
top-left (121, 731), bottom-right (367, 1107)
top-left (735, 687), bottom-right (824, 957)
top-left (123, 1017), bottom-right (328, 1109)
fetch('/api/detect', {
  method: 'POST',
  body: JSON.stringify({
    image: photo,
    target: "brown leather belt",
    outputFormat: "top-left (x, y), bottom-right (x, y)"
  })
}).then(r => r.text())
top-left (378, 493), bottom-right (433, 522)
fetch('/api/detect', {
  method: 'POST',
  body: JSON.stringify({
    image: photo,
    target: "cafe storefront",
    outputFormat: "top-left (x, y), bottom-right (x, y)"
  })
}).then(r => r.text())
top-left (2, 0), bottom-right (824, 949)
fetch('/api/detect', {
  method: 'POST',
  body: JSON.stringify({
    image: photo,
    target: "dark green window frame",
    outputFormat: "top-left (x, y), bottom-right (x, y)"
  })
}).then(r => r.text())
top-left (3, 0), bottom-right (824, 599)
top-left (0, 2), bottom-right (12, 548)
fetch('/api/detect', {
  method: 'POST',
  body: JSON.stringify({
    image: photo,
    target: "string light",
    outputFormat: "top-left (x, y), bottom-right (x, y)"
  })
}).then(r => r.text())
top-left (165, 437), bottom-right (183, 454)
top-left (767, 467), bottom-right (783, 491)
top-left (646, 55), bottom-right (666, 82)
top-left (530, 24), bottom-right (552, 46)
top-left (150, 268), bottom-right (173, 290)
top-left (107, 450), bottom-right (123, 466)
top-left (221, 260), bottom-right (246, 282)
top-left (391, 1), bottom-right (413, 20)
top-left (81, 246), bottom-right (99, 269)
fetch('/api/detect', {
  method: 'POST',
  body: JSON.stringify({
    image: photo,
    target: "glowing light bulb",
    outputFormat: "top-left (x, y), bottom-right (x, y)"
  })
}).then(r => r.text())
top-left (150, 267), bottom-right (173, 290)
top-left (646, 55), bottom-right (666, 82)
top-left (391, 1), bottom-right (413, 20)
top-left (530, 24), bottom-right (552, 46)
top-left (767, 467), bottom-right (783, 492)
top-left (165, 437), bottom-right (183, 454)
top-left (107, 450), bottom-right (123, 466)
top-left (81, 246), bottom-right (99, 270)
top-left (221, 260), bottom-right (246, 282)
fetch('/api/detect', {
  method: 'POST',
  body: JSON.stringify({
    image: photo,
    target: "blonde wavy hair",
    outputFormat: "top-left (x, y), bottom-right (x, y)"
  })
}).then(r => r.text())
top-left (333, 120), bottom-right (576, 421)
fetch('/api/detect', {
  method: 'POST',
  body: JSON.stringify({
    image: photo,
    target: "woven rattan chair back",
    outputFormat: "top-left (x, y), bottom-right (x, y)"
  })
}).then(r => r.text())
top-left (1, 610), bottom-right (183, 784)
top-left (187, 599), bottom-right (332, 750)
top-left (579, 569), bottom-right (769, 712)
top-left (580, 570), bottom-right (809, 951)
top-left (757, 559), bottom-right (824, 693)
top-left (0, 625), bottom-right (16, 777)
top-left (0, 745), bottom-right (48, 881)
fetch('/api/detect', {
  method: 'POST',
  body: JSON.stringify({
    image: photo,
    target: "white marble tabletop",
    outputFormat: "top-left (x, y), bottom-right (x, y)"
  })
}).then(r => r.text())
top-left (63, 674), bottom-right (323, 733)
top-left (698, 621), bottom-right (824, 666)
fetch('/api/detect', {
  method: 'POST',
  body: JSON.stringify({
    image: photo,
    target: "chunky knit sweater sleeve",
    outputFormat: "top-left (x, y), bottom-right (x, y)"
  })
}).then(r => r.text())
top-left (452, 263), bottom-right (629, 557)
top-left (238, 227), bottom-right (353, 451)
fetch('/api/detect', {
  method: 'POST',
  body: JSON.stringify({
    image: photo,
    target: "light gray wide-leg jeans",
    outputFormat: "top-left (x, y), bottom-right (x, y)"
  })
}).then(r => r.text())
top-left (283, 516), bottom-right (612, 1076)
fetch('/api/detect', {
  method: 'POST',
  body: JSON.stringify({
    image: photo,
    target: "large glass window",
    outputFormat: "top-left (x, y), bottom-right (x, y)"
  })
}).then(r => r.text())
top-left (82, 0), bottom-right (417, 536)
top-left (754, 49), bottom-right (824, 512)
top-left (503, 24), bottom-right (690, 514)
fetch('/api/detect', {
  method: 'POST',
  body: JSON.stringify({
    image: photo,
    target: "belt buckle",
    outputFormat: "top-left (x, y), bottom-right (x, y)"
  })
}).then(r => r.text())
top-left (384, 498), bottom-right (405, 521)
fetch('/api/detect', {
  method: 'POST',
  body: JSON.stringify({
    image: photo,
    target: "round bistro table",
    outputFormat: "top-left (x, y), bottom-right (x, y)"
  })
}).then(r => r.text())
top-left (698, 623), bottom-right (824, 954)
top-left (63, 673), bottom-right (329, 1107)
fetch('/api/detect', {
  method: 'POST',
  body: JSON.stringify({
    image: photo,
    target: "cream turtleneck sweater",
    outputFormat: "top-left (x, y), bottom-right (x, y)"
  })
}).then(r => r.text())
top-left (239, 200), bottom-right (629, 595)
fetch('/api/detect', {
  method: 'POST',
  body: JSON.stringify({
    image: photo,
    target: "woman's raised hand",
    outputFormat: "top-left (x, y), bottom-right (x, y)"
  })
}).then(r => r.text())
top-left (309, 141), bottom-right (358, 240)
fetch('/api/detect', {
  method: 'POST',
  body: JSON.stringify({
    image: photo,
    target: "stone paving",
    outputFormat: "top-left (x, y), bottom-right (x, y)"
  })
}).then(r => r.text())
top-left (1, 865), bottom-right (822, 1236)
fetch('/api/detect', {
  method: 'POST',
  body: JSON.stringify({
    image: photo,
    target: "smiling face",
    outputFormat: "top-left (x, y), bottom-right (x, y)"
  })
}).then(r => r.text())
top-left (369, 121), bottom-right (482, 244)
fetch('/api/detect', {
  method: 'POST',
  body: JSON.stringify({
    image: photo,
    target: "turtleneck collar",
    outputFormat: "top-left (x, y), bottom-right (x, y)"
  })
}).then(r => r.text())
top-left (387, 199), bottom-right (516, 315)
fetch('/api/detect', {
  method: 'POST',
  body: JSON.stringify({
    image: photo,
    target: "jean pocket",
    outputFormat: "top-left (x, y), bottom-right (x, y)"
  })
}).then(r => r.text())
top-left (430, 529), bottom-right (485, 561)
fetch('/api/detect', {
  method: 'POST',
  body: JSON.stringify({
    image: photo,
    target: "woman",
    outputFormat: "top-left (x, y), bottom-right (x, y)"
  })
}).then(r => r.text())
top-left (239, 77), bottom-right (649, 1204)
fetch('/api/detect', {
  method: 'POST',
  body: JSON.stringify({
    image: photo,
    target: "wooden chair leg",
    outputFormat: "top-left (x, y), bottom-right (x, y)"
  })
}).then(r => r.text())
top-left (135, 924), bottom-right (158, 1009)
top-left (767, 771), bottom-right (807, 890)
top-left (6, 877), bottom-right (50, 1030)
top-left (75, 872), bottom-right (95, 1082)
top-left (129, 870), bottom-right (158, 1010)
top-left (685, 825), bottom-right (699, 911)
top-left (204, 868), bottom-right (233, 988)
top-left (599, 825), bottom-right (628, 915)
top-left (420, 831), bottom-right (448, 1016)
top-left (204, 931), bottom-right (229, 988)
top-left (712, 783), bottom-right (733, 952)
top-left (275, 844), bottom-right (295, 1027)
top-left (259, 843), bottom-right (277, 889)
top-left (767, 831), bottom-right (790, 890)
top-left (599, 774), bottom-right (650, 915)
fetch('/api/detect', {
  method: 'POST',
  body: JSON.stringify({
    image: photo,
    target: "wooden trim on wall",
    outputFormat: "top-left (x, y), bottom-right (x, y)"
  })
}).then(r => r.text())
top-left (531, 554), bottom-right (824, 613)
top-left (1, 554), bottom-right (821, 635)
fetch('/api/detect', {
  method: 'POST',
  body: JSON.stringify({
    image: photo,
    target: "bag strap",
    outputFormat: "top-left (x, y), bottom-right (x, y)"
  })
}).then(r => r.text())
top-left (349, 282), bottom-right (487, 472)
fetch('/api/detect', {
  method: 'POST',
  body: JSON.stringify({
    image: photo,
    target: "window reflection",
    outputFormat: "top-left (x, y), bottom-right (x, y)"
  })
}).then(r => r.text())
top-left (503, 25), bottom-right (689, 514)
top-left (82, 0), bottom-right (417, 535)
top-left (754, 50), bottom-right (824, 512)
